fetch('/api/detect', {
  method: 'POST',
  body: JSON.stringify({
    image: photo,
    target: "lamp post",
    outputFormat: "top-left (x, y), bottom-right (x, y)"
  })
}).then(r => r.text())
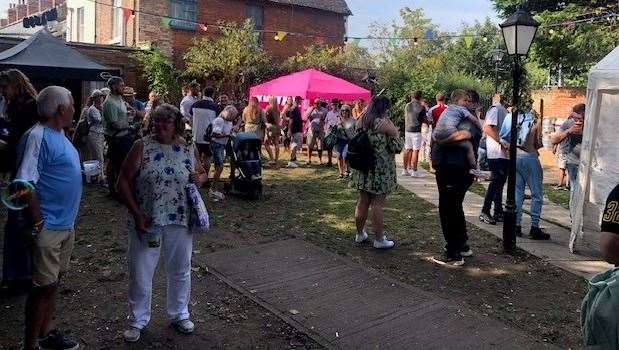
top-left (499, 9), bottom-right (539, 251)
top-left (491, 49), bottom-right (506, 94)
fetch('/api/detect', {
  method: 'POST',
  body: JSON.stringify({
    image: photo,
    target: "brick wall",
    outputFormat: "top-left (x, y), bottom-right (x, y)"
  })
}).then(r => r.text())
top-left (7, 7), bottom-right (17, 24)
top-left (16, 4), bottom-right (28, 20)
top-left (532, 87), bottom-right (586, 120)
top-left (1, 19), bottom-right (8, 27)
top-left (135, 0), bottom-right (346, 66)
top-left (27, 0), bottom-right (41, 16)
top-left (95, 0), bottom-right (113, 43)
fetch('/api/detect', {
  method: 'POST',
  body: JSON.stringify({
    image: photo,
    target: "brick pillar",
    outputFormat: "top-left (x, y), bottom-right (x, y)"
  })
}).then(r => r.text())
top-left (1, 19), bottom-right (8, 27)
top-left (8, 8), bottom-right (17, 24)
top-left (16, 4), bottom-right (28, 20)
top-left (27, 0), bottom-right (40, 16)
top-left (138, 0), bottom-right (173, 56)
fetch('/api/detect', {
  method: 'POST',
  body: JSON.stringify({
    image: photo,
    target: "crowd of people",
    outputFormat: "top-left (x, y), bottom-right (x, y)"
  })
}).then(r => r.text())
top-left (0, 65), bottom-right (615, 349)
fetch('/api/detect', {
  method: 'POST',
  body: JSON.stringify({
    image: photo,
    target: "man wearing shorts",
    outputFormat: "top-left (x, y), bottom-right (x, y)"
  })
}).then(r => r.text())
top-left (287, 96), bottom-right (304, 168)
top-left (402, 91), bottom-right (427, 177)
top-left (17, 87), bottom-right (82, 349)
top-left (190, 86), bottom-right (219, 179)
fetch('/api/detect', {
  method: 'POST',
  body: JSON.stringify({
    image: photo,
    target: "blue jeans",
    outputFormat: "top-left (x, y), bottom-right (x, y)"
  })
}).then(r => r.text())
top-left (211, 142), bottom-right (226, 167)
top-left (515, 153), bottom-right (543, 228)
top-left (566, 163), bottom-right (579, 211)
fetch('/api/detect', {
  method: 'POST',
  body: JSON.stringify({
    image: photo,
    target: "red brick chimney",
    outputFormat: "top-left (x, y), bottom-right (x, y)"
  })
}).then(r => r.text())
top-left (27, 0), bottom-right (41, 16)
top-left (8, 6), bottom-right (17, 24)
top-left (0, 19), bottom-right (8, 27)
top-left (16, 1), bottom-right (28, 21)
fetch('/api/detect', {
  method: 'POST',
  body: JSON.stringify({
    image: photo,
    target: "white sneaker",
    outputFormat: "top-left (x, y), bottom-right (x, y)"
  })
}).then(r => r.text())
top-left (373, 236), bottom-right (395, 249)
top-left (470, 168), bottom-right (491, 180)
top-left (410, 170), bottom-right (425, 178)
top-left (172, 319), bottom-right (195, 334)
top-left (123, 327), bottom-right (141, 342)
top-left (401, 169), bottom-right (410, 176)
top-left (287, 161), bottom-right (299, 168)
top-left (355, 231), bottom-right (368, 243)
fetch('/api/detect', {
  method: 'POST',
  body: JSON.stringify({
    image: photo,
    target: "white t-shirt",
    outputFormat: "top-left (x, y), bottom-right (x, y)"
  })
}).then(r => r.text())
top-left (484, 104), bottom-right (508, 160)
top-left (190, 98), bottom-right (217, 145)
top-left (211, 116), bottom-right (233, 145)
top-left (180, 95), bottom-right (198, 120)
top-left (324, 110), bottom-right (339, 133)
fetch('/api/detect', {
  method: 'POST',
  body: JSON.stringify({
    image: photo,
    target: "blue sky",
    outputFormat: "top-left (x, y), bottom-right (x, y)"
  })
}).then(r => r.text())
top-left (346, 0), bottom-right (500, 37)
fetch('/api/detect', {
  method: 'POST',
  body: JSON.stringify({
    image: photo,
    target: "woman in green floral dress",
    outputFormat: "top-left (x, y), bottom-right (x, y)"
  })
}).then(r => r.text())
top-left (350, 96), bottom-right (403, 249)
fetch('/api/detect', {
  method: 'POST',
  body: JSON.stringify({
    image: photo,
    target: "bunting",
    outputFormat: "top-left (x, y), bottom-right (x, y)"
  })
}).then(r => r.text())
top-left (198, 23), bottom-right (208, 32)
top-left (122, 8), bottom-right (133, 23)
top-left (160, 17), bottom-right (172, 29)
top-left (274, 31), bottom-right (288, 41)
top-left (463, 35), bottom-right (473, 48)
top-left (424, 29), bottom-right (434, 40)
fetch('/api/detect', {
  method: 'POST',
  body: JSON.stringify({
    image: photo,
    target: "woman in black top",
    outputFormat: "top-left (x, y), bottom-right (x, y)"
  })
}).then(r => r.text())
top-left (0, 69), bottom-right (39, 291)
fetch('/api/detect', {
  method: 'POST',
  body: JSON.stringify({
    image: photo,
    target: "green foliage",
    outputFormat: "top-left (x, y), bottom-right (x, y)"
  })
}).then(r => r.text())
top-left (131, 48), bottom-right (183, 106)
top-left (281, 42), bottom-right (375, 81)
top-left (183, 20), bottom-right (275, 99)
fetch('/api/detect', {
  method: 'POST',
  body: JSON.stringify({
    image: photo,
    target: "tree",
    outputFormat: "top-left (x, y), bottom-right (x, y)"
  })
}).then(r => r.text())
top-left (131, 48), bottom-right (183, 106)
top-left (281, 42), bottom-right (375, 82)
top-left (492, 0), bottom-right (619, 86)
top-left (183, 20), bottom-right (275, 99)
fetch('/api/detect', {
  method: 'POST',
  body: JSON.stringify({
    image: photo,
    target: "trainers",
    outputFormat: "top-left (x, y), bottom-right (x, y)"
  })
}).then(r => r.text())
top-left (286, 161), bottom-right (299, 168)
top-left (410, 170), bottom-right (425, 178)
top-left (470, 168), bottom-right (491, 179)
top-left (460, 245), bottom-right (474, 257)
top-left (355, 231), bottom-right (369, 243)
top-left (373, 236), bottom-right (395, 249)
top-left (209, 190), bottom-right (225, 200)
top-left (401, 169), bottom-right (410, 177)
top-left (432, 253), bottom-right (465, 266)
top-left (479, 212), bottom-right (496, 225)
top-left (39, 330), bottom-right (79, 350)
top-left (529, 227), bottom-right (550, 240)
top-left (123, 327), bottom-right (141, 343)
top-left (172, 319), bottom-right (195, 334)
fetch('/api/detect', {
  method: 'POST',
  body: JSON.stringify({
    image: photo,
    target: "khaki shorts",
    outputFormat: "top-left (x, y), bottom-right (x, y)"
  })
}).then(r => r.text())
top-left (32, 228), bottom-right (75, 287)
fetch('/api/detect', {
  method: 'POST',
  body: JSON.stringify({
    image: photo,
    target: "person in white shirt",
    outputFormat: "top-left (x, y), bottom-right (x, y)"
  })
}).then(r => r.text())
top-left (179, 82), bottom-right (200, 125)
top-left (210, 105), bottom-right (238, 200)
top-left (189, 86), bottom-right (218, 178)
top-left (479, 95), bottom-right (509, 225)
top-left (324, 99), bottom-right (340, 167)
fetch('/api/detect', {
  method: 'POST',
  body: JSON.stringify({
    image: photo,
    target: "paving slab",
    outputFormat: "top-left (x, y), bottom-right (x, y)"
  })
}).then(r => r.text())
top-left (195, 239), bottom-right (557, 350)
top-left (396, 169), bottom-right (613, 279)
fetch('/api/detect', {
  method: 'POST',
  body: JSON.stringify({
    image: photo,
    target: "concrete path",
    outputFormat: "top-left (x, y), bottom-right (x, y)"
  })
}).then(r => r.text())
top-left (195, 239), bottom-right (556, 350)
top-left (396, 169), bottom-right (612, 279)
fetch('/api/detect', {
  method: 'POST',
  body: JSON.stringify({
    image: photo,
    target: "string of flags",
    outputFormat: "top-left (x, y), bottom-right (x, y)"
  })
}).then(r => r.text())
top-left (82, 0), bottom-right (619, 45)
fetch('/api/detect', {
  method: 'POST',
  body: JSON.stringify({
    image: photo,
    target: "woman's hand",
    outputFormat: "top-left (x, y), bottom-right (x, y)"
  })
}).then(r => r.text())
top-left (134, 212), bottom-right (152, 234)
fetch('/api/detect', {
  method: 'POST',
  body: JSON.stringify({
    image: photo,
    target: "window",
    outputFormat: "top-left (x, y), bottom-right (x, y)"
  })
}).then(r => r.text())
top-left (169, 0), bottom-right (197, 31)
top-left (67, 7), bottom-right (74, 41)
top-left (246, 4), bottom-right (264, 45)
top-left (76, 7), bottom-right (84, 42)
top-left (112, 0), bottom-right (123, 43)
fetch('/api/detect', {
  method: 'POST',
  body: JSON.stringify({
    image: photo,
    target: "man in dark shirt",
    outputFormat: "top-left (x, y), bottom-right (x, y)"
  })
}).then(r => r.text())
top-left (431, 90), bottom-right (482, 266)
top-left (601, 184), bottom-right (619, 265)
top-left (287, 96), bottom-right (304, 168)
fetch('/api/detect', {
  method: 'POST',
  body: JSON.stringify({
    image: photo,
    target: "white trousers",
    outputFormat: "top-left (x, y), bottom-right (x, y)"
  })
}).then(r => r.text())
top-left (128, 224), bottom-right (193, 329)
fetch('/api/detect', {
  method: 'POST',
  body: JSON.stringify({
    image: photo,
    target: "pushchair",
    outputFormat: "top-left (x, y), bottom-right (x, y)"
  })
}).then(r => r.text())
top-left (224, 132), bottom-right (263, 200)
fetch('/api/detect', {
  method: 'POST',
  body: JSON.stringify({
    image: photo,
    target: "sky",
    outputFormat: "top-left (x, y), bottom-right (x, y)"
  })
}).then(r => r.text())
top-left (346, 0), bottom-right (500, 38)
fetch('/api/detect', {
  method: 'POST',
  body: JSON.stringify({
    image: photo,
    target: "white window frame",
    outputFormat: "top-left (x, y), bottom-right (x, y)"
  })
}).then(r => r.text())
top-left (76, 7), bottom-right (84, 42)
top-left (111, 0), bottom-right (124, 44)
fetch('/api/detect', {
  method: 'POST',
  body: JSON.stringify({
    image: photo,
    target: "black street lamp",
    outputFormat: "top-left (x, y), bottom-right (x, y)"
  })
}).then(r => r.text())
top-left (490, 49), bottom-right (506, 94)
top-left (499, 9), bottom-right (539, 251)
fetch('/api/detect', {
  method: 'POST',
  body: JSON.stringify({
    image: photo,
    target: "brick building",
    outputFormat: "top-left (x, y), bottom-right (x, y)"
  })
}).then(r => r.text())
top-left (531, 87), bottom-right (586, 120)
top-left (93, 0), bottom-right (351, 65)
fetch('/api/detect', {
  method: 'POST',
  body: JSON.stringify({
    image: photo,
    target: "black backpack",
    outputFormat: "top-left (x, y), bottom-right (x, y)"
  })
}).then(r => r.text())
top-left (347, 129), bottom-right (375, 173)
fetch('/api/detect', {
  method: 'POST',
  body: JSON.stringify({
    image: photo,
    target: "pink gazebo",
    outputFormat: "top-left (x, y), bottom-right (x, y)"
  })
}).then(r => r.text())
top-left (249, 69), bottom-right (371, 106)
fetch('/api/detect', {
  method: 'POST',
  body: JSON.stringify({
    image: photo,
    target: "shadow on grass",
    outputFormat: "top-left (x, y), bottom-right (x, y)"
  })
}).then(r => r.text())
top-left (202, 166), bottom-right (586, 349)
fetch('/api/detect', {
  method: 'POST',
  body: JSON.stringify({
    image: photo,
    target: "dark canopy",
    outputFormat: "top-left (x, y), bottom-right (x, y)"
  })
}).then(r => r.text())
top-left (0, 29), bottom-right (119, 81)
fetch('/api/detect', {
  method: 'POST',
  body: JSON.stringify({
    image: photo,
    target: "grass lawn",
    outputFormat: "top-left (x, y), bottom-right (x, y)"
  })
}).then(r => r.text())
top-left (205, 163), bottom-right (587, 349)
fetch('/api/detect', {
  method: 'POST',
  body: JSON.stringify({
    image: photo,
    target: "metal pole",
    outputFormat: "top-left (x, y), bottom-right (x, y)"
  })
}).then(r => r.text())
top-left (494, 63), bottom-right (499, 94)
top-left (502, 56), bottom-right (520, 251)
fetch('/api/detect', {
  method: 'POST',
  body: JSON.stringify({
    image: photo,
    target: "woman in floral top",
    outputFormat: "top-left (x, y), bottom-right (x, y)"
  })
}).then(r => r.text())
top-left (350, 96), bottom-right (403, 249)
top-left (117, 104), bottom-right (207, 343)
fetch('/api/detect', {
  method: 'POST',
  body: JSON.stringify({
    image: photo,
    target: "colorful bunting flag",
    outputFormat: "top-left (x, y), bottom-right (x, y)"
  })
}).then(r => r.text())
top-left (199, 23), bottom-right (208, 32)
top-left (274, 31), bottom-right (288, 41)
top-left (122, 8), bottom-right (133, 23)
top-left (424, 29), bottom-right (434, 40)
top-left (160, 17), bottom-right (172, 29)
top-left (352, 38), bottom-right (361, 45)
top-left (463, 35), bottom-right (473, 48)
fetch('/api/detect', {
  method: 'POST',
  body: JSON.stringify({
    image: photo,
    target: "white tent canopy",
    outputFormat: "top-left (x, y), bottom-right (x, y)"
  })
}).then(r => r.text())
top-left (570, 45), bottom-right (619, 252)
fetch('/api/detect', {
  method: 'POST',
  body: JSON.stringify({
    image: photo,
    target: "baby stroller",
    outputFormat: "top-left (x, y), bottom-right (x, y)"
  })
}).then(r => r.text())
top-left (224, 132), bottom-right (263, 200)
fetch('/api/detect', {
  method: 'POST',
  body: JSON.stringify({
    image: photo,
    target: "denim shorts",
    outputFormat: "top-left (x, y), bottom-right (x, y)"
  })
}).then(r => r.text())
top-left (211, 142), bottom-right (226, 167)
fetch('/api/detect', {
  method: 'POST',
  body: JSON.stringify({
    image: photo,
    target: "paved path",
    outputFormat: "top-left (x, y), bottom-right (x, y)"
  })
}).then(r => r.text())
top-left (194, 239), bottom-right (556, 350)
top-left (396, 169), bottom-right (612, 279)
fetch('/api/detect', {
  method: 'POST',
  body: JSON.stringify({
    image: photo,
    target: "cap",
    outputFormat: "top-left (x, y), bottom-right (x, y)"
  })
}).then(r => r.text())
top-left (123, 86), bottom-right (137, 96)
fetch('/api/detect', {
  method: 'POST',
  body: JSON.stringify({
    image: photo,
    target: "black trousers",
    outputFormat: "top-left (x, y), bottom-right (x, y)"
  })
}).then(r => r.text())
top-left (482, 158), bottom-right (508, 215)
top-left (435, 165), bottom-right (474, 256)
top-left (105, 135), bottom-right (134, 194)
